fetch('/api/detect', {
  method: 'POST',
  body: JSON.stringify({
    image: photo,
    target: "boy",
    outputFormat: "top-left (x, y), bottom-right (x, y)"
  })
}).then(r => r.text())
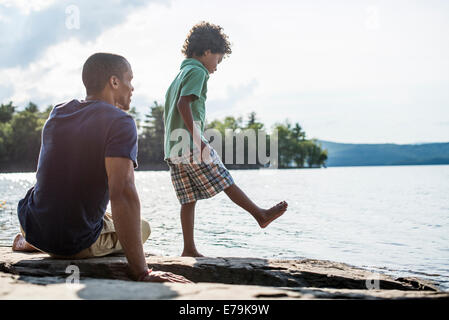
top-left (164, 22), bottom-right (288, 257)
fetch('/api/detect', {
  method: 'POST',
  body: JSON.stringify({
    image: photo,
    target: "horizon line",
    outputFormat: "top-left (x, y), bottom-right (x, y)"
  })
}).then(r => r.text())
top-left (316, 139), bottom-right (449, 145)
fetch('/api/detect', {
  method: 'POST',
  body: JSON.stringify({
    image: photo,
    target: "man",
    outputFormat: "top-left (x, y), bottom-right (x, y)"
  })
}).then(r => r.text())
top-left (13, 52), bottom-right (190, 283)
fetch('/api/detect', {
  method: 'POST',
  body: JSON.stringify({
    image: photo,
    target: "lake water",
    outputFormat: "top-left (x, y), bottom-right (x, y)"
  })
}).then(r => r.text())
top-left (1, 165), bottom-right (448, 291)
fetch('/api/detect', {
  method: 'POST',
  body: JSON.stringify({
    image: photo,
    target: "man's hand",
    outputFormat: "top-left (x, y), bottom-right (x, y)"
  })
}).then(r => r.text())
top-left (139, 269), bottom-right (193, 283)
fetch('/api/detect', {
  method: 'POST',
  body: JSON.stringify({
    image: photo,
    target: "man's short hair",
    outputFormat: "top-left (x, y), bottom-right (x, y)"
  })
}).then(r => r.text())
top-left (182, 21), bottom-right (232, 58)
top-left (82, 53), bottom-right (130, 95)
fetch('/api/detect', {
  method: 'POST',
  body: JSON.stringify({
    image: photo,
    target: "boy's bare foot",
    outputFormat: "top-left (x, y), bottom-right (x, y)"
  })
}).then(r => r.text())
top-left (12, 234), bottom-right (39, 252)
top-left (258, 201), bottom-right (288, 228)
top-left (181, 249), bottom-right (204, 257)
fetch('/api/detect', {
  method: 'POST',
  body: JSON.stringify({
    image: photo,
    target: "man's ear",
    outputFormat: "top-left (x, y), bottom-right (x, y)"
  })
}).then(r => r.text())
top-left (109, 75), bottom-right (120, 89)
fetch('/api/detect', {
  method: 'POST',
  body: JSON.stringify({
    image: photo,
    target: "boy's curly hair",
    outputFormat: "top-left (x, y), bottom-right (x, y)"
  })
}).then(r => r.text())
top-left (182, 21), bottom-right (232, 58)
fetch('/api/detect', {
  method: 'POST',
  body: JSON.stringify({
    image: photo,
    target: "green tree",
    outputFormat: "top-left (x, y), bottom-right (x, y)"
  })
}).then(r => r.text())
top-left (25, 102), bottom-right (39, 113)
top-left (243, 112), bottom-right (264, 165)
top-left (245, 111), bottom-right (264, 131)
top-left (0, 102), bottom-right (15, 123)
top-left (273, 120), bottom-right (327, 168)
top-left (291, 123), bottom-right (306, 141)
top-left (8, 106), bottom-right (46, 169)
top-left (307, 139), bottom-right (328, 167)
top-left (273, 122), bottom-right (295, 168)
top-left (138, 101), bottom-right (165, 165)
top-left (128, 107), bottom-right (141, 132)
top-left (0, 101), bottom-right (329, 171)
top-left (42, 105), bottom-right (53, 119)
top-left (0, 122), bottom-right (11, 162)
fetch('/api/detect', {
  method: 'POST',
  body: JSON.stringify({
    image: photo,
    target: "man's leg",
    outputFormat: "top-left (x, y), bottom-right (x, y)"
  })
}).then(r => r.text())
top-left (180, 201), bottom-right (203, 257)
top-left (12, 224), bottom-right (44, 253)
top-left (84, 213), bottom-right (151, 258)
top-left (47, 218), bottom-right (151, 259)
top-left (13, 214), bottom-right (151, 259)
top-left (224, 184), bottom-right (288, 228)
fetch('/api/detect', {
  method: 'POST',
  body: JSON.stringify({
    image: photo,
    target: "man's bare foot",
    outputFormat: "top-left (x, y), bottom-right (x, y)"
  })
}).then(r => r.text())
top-left (181, 249), bottom-right (204, 257)
top-left (12, 234), bottom-right (39, 252)
top-left (258, 201), bottom-right (288, 228)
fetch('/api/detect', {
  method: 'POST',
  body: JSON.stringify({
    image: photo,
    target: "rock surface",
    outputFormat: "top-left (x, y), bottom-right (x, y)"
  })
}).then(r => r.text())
top-left (0, 247), bottom-right (447, 300)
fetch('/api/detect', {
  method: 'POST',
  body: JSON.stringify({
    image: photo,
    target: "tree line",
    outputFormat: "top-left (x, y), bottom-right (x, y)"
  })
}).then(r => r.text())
top-left (0, 101), bottom-right (327, 172)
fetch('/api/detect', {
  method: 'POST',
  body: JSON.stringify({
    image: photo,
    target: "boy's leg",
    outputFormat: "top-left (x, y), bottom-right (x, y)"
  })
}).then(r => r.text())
top-left (166, 156), bottom-right (204, 257)
top-left (224, 184), bottom-right (288, 228)
top-left (180, 201), bottom-right (203, 257)
top-left (186, 145), bottom-right (288, 229)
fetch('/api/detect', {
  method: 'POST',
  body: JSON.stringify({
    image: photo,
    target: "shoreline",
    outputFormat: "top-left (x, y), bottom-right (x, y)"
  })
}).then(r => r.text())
top-left (1, 245), bottom-right (447, 292)
top-left (0, 247), bottom-right (447, 300)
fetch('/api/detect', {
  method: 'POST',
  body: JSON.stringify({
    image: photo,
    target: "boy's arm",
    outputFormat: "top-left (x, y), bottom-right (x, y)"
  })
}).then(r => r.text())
top-left (177, 95), bottom-right (209, 153)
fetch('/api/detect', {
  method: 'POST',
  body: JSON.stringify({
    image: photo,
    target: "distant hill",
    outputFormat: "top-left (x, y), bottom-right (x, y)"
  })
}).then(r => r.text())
top-left (316, 140), bottom-right (449, 167)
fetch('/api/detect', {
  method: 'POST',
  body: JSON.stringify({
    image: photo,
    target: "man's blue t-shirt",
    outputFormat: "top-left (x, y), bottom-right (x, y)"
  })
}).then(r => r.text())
top-left (17, 99), bottom-right (138, 256)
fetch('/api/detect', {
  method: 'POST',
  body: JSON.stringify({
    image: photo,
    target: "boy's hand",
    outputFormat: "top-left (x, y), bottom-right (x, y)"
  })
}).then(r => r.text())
top-left (177, 95), bottom-right (213, 164)
top-left (201, 142), bottom-right (213, 164)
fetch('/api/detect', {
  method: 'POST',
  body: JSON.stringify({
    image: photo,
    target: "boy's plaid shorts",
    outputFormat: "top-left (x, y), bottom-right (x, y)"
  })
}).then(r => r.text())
top-left (165, 146), bottom-right (235, 205)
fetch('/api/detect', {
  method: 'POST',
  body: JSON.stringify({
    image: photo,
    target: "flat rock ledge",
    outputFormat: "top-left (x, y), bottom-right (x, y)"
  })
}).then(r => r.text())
top-left (0, 247), bottom-right (447, 300)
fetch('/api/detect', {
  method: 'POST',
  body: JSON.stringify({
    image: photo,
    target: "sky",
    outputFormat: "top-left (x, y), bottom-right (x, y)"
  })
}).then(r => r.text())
top-left (0, 0), bottom-right (448, 144)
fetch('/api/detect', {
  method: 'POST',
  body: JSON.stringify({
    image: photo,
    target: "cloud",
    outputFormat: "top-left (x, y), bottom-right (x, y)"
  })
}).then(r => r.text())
top-left (0, 0), bottom-right (168, 68)
top-left (206, 79), bottom-right (258, 118)
top-left (0, 0), bottom-right (448, 144)
top-left (0, 0), bottom-right (56, 14)
top-left (0, 84), bottom-right (13, 103)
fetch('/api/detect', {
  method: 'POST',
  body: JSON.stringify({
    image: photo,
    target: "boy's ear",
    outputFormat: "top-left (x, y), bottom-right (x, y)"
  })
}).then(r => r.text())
top-left (203, 49), bottom-right (211, 57)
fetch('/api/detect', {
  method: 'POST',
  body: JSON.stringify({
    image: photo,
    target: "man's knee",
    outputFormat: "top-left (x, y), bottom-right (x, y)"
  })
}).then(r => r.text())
top-left (141, 219), bottom-right (151, 243)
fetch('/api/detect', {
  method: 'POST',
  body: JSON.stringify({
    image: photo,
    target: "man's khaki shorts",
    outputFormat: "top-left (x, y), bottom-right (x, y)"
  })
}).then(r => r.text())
top-left (20, 212), bottom-right (151, 259)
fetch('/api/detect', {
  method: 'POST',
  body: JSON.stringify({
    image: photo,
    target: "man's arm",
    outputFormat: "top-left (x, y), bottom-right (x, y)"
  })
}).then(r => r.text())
top-left (105, 157), bottom-right (192, 283)
top-left (105, 157), bottom-right (146, 279)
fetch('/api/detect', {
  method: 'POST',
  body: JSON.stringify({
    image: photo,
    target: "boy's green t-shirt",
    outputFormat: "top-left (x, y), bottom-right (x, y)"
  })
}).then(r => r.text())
top-left (164, 58), bottom-right (210, 159)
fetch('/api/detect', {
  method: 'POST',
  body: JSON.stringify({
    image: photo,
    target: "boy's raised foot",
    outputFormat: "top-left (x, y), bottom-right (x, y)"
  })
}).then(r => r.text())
top-left (258, 201), bottom-right (288, 228)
